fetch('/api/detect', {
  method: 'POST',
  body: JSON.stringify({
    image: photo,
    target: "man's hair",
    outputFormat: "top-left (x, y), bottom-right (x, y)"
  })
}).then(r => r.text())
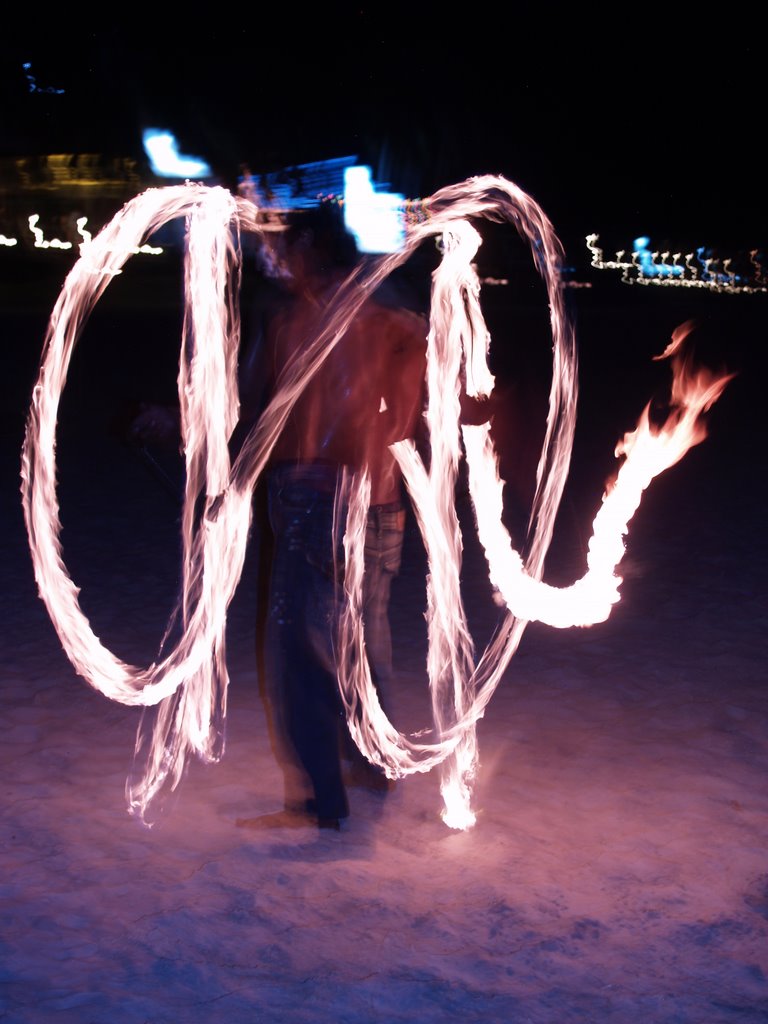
top-left (283, 202), bottom-right (359, 270)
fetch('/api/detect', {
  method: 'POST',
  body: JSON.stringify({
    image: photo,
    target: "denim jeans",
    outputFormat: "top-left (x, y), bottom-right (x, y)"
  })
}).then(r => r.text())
top-left (265, 462), bottom-right (405, 819)
top-left (361, 501), bottom-right (405, 707)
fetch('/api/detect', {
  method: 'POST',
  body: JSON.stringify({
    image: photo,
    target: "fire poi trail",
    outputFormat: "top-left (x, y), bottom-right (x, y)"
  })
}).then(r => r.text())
top-left (20, 176), bottom-right (734, 830)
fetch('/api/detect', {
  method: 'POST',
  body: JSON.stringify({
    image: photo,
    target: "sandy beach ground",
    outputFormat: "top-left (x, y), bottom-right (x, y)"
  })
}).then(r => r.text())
top-left (2, 237), bottom-right (768, 1024)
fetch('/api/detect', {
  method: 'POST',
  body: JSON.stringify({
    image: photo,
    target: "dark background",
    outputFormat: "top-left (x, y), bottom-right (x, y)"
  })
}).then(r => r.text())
top-left (2, 9), bottom-right (764, 258)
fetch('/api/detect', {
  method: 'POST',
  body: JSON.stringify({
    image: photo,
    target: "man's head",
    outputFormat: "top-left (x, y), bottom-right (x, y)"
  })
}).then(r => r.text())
top-left (279, 202), bottom-right (359, 286)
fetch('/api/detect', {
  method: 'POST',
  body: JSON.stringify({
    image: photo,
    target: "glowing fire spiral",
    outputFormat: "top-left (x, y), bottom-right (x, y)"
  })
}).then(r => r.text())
top-left (20, 177), bottom-right (733, 829)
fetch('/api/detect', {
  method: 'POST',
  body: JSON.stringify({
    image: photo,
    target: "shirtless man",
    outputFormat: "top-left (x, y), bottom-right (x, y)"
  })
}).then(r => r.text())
top-left (259, 204), bottom-right (427, 830)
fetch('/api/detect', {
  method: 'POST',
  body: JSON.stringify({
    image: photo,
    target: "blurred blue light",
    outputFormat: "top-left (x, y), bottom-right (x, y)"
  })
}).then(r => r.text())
top-left (142, 129), bottom-right (212, 179)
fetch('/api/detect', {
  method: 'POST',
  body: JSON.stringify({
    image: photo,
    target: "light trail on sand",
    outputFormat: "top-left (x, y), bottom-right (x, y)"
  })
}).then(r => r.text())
top-left (20, 176), bottom-right (733, 829)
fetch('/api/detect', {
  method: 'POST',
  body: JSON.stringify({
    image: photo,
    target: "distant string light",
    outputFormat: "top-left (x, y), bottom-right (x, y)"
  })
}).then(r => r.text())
top-left (9, 215), bottom-right (162, 258)
top-left (402, 197), bottom-right (431, 228)
top-left (28, 215), bottom-right (72, 250)
top-left (587, 234), bottom-right (767, 295)
top-left (749, 249), bottom-right (768, 289)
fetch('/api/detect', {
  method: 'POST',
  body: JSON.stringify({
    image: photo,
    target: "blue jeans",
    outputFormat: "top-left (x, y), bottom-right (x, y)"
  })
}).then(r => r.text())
top-left (360, 501), bottom-right (405, 707)
top-left (265, 463), bottom-right (404, 818)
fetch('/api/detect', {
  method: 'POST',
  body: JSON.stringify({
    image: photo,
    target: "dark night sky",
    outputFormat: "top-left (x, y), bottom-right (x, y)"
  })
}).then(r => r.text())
top-left (2, 10), bottom-right (764, 257)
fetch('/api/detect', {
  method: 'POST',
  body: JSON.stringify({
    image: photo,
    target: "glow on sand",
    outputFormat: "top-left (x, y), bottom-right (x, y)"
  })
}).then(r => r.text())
top-left (20, 177), bottom-right (733, 830)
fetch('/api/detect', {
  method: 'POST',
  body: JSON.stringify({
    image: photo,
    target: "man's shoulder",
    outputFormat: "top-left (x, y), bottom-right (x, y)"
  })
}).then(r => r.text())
top-left (358, 300), bottom-right (428, 336)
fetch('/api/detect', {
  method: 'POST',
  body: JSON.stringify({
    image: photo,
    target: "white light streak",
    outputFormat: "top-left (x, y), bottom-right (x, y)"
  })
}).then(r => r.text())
top-left (0, 217), bottom-right (162, 258)
top-left (28, 215), bottom-right (72, 250)
top-left (142, 129), bottom-right (212, 180)
top-left (343, 165), bottom-right (406, 253)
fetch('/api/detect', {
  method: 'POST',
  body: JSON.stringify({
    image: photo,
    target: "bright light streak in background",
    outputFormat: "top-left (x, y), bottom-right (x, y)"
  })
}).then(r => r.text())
top-left (142, 129), bottom-right (213, 179)
top-left (343, 165), bottom-right (406, 253)
top-left (20, 177), bottom-right (733, 830)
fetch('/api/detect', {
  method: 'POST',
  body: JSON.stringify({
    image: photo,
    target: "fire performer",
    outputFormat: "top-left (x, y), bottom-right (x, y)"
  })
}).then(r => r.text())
top-left (21, 177), bottom-right (733, 831)
top-left (252, 203), bottom-right (429, 830)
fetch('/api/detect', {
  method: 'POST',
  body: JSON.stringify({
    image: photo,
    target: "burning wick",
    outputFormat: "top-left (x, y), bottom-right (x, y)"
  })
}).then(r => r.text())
top-left (20, 178), bottom-right (733, 830)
